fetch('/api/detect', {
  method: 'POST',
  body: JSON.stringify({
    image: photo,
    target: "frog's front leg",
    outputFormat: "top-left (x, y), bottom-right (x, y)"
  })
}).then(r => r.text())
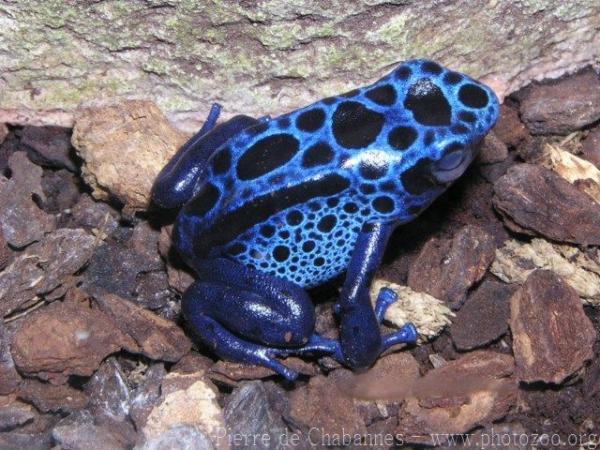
top-left (292, 222), bottom-right (418, 369)
top-left (152, 104), bottom-right (261, 209)
top-left (181, 258), bottom-right (316, 381)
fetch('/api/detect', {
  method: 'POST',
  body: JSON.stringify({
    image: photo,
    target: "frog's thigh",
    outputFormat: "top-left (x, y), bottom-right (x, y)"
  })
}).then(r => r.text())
top-left (182, 258), bottom-right (315, 348)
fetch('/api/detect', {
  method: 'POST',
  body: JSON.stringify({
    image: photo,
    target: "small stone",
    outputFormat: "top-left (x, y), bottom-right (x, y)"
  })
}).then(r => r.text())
top-left (85, 357), bottom-right (131, 422)
top-left (135, 371), bottom-right (228, 450)
top-left (0, 152), bottom-right (56, 247)
top-left (396, 351), bottom-right (517, 445)
top-left (0, 402), bottom-right (36, 432)
top-left (52, 422), bottom-right (129, 450)
top-left (450, 280), bottom-right (515, 350)
top-left (129, 363), bottom-right (166, 429)
top-left (0, 430), bottom-right (53, 450)
top-left (40, 169), bottom-right (80, 213)
top-left (138, 425), bottom-right (215, 450)
top-left (478, 131), bottom-right (508, 164)
top-left (407, 225), bottom-right (496, 309)
top-left (0, 322), bottom-right (20, 394)
top-left (510, 270), bottom-right (596, 384)
top-left (493, 164), bottom-right (600, 245)
top-left (493, 104), bottom-right (529, 147)
top-left (0, 228), bottom-right (96, 317)
top-left (11, 300), bottom-right (135, 384)
top-left (19, 126), bottom-right (78, 171)
top-left (289, 370), bottom-right (366, 440)
top-left (71, 99), bottom-right (188, 210)
top-left (581, 126), bottom-right (600, 168)
top-left (93, 293), bottom-right (192, 362)
top-left (18, 378), bottom-right (88, 413)
top-left (520, 68), bottom-right (600, 135)
top-left (69, 193), bottom-right (119, 236)
top-left (224, 381), bottom-right (290, 450)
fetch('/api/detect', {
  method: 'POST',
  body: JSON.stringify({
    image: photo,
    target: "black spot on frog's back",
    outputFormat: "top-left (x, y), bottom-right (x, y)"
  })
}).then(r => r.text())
top-left (365, 84), bottom-right (397, 106)
top-left (332, 101), bottom-right (385, 149)
top-left (458, 83), bottom-right (489, 108)
top-left (404, 79), bottom-right (451, 126)
top-left (302, 142), bottom-right (334, 168)
top-left (237, 134), bottom-right (300, 180)
top-left (296, 108), bottom-right (326, 132)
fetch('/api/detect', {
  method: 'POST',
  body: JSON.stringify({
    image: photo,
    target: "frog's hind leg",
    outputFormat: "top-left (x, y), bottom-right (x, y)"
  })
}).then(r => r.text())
top-left (151, 104), bottom-right (261, 209)
top-left (182, 258), bottom-right (316, 381)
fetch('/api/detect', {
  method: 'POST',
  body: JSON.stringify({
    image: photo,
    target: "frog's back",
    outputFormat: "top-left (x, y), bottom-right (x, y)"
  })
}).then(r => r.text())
top-left (175, 59), bottom-right (499, 287)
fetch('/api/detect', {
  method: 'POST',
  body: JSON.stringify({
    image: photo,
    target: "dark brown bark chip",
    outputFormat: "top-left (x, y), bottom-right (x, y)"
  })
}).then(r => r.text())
top-left (69, 193), bottom-right (119, 235)
top-left (40, 169), bottom-right (80, 213)
top-left (478, 131), bottom-right (508, 164)
top-left (19, 126), bottom-right (78, 172)
top-left (11, 300), bottom-right (135, 384)
top-left (93, 293), bottom-right (191, 363)
top-left (510, 270), bottom-right (596, 384)
top-left (0, 152), bottom-right (56, 248)
top-left (407, 225), bottom-right (496, 308)
top-left (82, 240), bottom-right (163, 303)
top-left (396, 351), bottom-right (517, 445)
top-left (18, 379), bottom-right (88, 413)
top-left (493, 104), bottom-right (529, 147)
top-left (0, 228), bottom-right (96, 317)
top-left (450, 279), bottom-right (515, 350)
top-left (519, 68), bottom-right (600, 135)
top-left (289, 370), bottom-right (366, 440)
top-left (581, 126), bottom-right (600, 169)
top-left (493, 163), bottom-right (600, 245)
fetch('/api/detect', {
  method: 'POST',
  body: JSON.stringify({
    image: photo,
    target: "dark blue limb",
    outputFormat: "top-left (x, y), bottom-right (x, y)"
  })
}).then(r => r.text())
top-left (151, 104), bottom-right (260, 209)
top-left (374, 287), bottom-right (399, 323)
top-left (181, 258), bottom-right (316, 380)
top-left (336, 222), bottom-right (418, 369)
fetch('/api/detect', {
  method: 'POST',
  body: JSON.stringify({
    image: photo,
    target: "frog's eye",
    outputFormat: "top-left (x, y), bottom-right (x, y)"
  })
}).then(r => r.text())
top-left (437, 147), bottom-right (465, 171)
top-left (432, 143), bottom-right (472, 183)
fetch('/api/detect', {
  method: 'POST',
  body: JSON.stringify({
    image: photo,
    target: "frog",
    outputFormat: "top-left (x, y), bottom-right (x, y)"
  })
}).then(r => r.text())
top-left (152, 59), bottom-right (499, 380)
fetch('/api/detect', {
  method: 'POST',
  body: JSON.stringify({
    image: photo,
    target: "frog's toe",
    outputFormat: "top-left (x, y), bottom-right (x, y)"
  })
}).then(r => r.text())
top-left (374, 287), bottom-right (400, 323)
top-left (381, 323), bottom-right (418, 351)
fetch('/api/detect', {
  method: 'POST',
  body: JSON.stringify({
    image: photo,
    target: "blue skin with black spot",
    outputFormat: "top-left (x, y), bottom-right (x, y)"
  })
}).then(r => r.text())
top-left (152, 59), bottom-right (499, 380)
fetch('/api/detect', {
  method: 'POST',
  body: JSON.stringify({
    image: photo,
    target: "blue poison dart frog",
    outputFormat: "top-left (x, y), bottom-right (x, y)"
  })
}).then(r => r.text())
top-left (152, 59), bottom-right (499, 380)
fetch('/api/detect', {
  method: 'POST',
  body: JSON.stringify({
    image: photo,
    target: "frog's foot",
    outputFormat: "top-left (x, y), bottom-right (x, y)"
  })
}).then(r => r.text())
top-left (276, 333), bottom-right (345, 362)
top-left (185, 312), bottom-right (300, 381)
top-left (374, 287), bottom-right (419, 350)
